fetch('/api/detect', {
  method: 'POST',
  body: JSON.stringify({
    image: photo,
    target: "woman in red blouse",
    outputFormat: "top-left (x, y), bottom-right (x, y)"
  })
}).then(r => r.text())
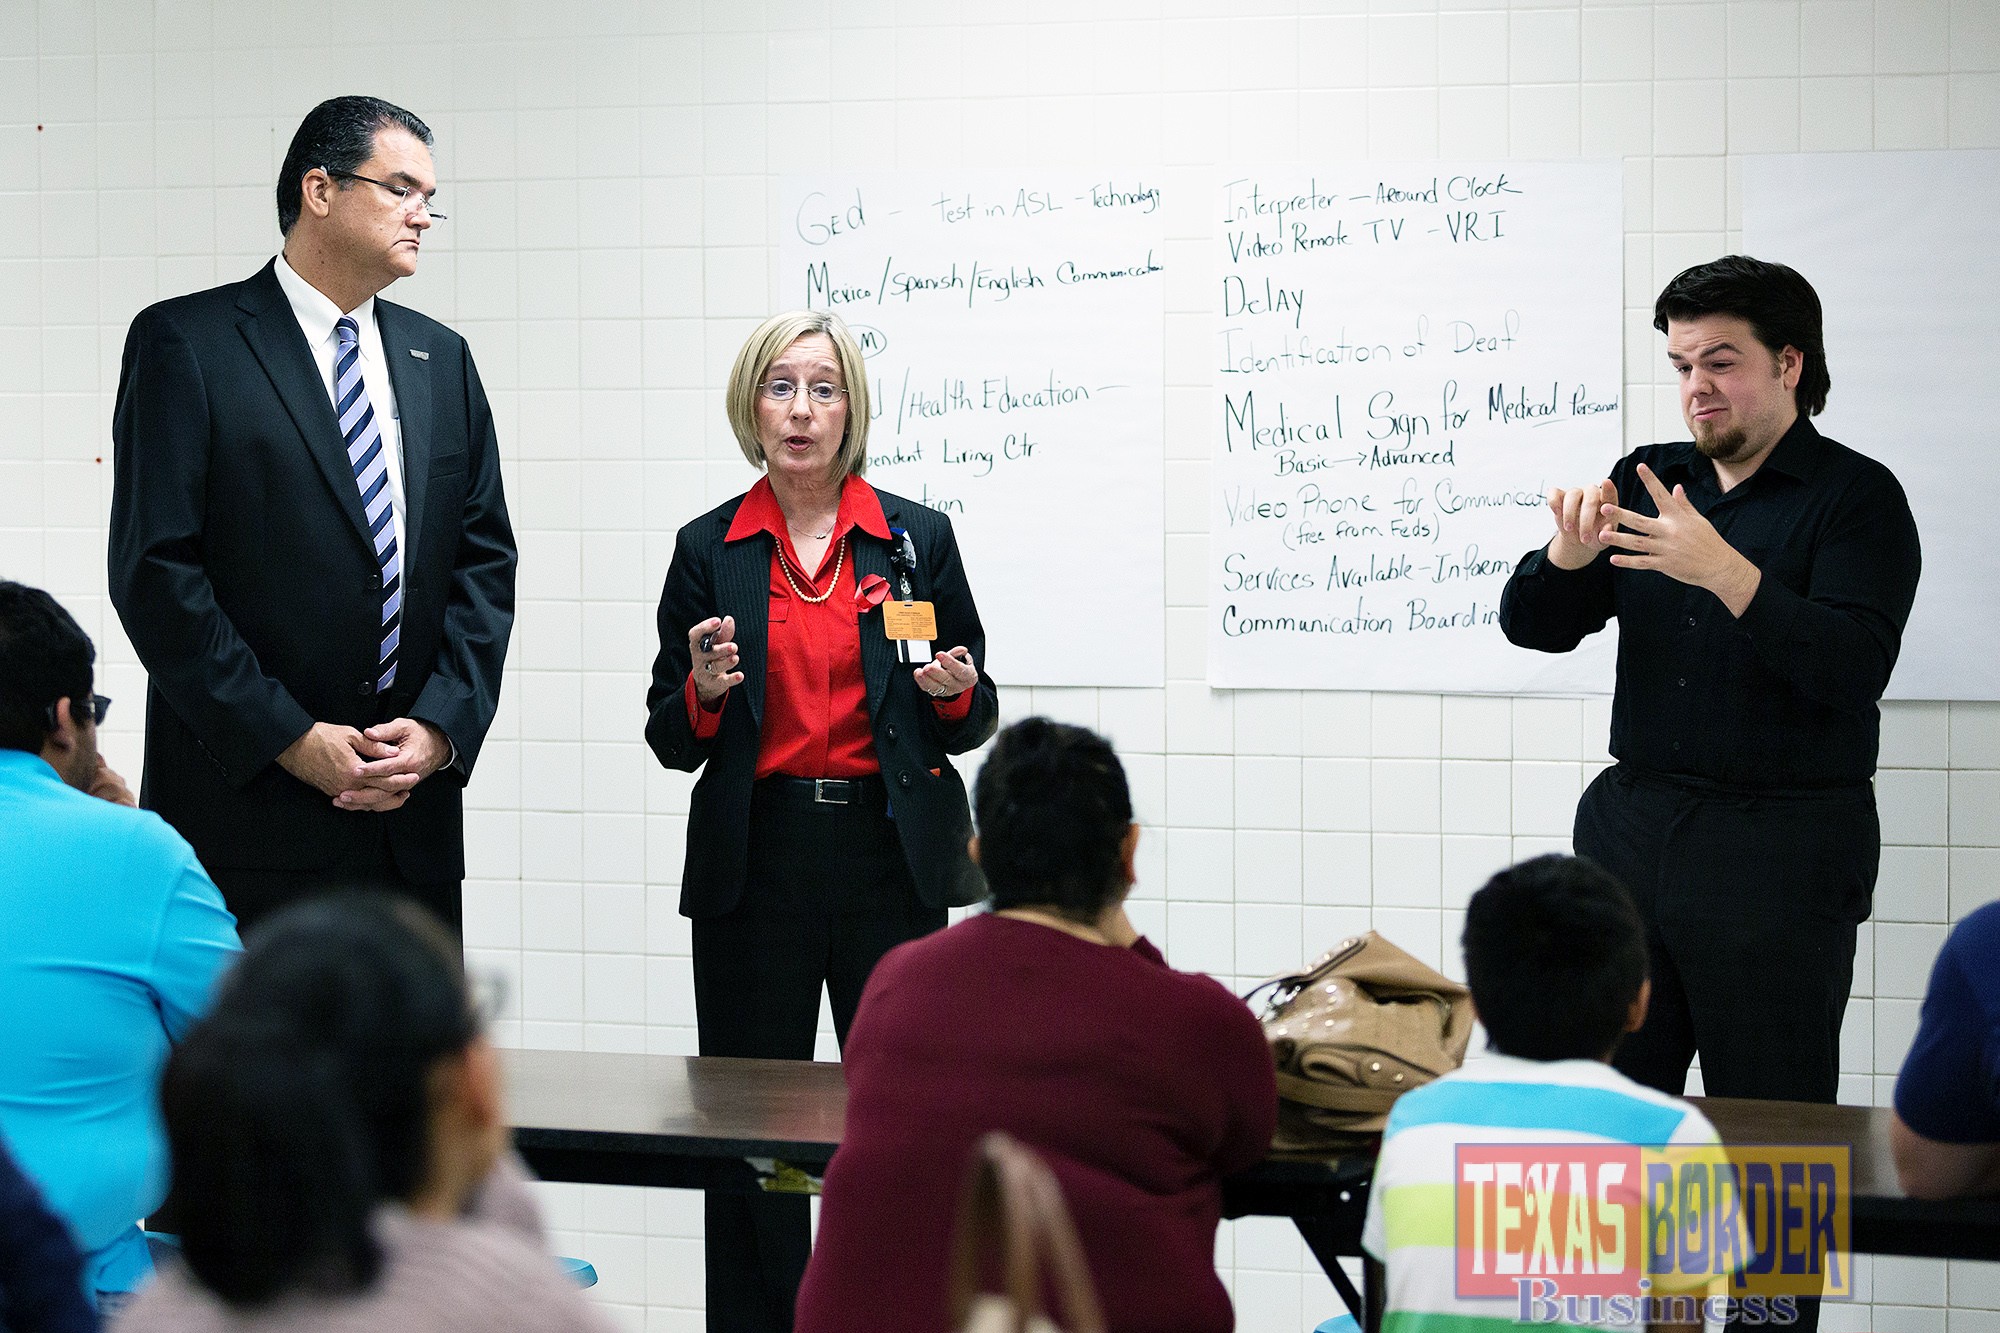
top-left (795, 719), bottom-right (1278, 1333)
top-left (644, 311), bottom-right (999, 1333)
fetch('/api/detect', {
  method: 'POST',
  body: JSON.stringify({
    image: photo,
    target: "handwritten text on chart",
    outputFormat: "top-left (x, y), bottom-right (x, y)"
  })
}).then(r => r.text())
top-left (1207, 162), bottom-right (1626, 693)
top-left (781, 174), bottom-right (1166, 687)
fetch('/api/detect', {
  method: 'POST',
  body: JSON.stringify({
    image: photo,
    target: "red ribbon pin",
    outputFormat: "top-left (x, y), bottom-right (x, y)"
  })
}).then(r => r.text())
top-left (854, 573), bottom-right (891, 610)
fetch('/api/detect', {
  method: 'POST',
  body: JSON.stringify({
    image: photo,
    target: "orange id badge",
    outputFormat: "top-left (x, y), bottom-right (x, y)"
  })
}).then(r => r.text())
top-left (883, 600), bottom-right (936, 663)
top-left (882, 600), bottom-right (938, 640)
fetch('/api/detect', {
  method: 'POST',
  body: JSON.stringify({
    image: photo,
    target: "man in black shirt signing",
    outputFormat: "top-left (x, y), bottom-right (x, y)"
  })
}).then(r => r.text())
top-left (1500, 257), bottom-right (1921, 1122)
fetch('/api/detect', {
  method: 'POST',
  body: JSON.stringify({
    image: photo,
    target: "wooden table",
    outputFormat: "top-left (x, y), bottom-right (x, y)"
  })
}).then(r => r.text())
top-left (507, 1050), bottom-right (2000, 1328)
top-left (1692, 1095), bottom-right (2000, 1262)
top-left (508, 1050), bottom-right (1379, 1318)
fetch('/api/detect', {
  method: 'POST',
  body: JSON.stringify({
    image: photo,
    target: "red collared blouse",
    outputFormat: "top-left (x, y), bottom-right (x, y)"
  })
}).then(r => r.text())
top-left (684, 476), bottom-right (971, 780)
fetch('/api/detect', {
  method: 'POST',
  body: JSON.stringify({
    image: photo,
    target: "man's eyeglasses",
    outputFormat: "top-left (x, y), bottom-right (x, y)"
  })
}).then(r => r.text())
top-left (45, 694), bottom-right (111, 730)
top-left (760, 380), bottom-right (847, 405)
top-left (325, 169), bottom-right (448, 221)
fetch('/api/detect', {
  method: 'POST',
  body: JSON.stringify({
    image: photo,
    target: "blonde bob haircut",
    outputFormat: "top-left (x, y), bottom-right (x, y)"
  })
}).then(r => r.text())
top-left (725, 311), bottom-right (872, 476)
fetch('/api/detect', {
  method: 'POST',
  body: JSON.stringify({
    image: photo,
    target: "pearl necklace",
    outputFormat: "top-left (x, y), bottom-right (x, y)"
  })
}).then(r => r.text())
top-left (775, 535), bottom-right (846, 604)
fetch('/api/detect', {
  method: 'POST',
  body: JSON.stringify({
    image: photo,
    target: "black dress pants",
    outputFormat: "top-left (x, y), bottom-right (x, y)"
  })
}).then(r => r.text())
top-left (1575, 764), bottom-right (1877, 1332)
top-left (691, 780), bottom-right (945, 1333)
top-left (205, 824), bottom-right (462, 940)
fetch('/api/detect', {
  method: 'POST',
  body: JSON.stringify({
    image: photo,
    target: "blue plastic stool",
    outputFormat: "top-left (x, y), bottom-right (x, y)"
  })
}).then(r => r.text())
top-left (556, 1255), bottom-right (597, 1288)
top-left (1313, 1317), bottom-right (1360, 1333)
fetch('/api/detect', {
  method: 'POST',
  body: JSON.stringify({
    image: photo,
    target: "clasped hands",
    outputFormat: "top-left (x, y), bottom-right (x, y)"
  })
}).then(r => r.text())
top-left (687, 615), bottom-right (980, 705)
top-left (279, 717), bottom-right (451, 812)
top-left (1547, 464), bottom-right (1762, 617)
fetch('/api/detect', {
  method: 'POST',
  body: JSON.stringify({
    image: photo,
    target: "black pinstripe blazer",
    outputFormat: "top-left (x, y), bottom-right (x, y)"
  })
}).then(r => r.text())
top-left (644, 483), bottom-right (998, 918)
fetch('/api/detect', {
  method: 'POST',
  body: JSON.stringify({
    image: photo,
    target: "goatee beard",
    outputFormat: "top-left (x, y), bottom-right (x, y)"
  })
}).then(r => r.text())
top-left (1693, 423), bottom-right (1753, 463)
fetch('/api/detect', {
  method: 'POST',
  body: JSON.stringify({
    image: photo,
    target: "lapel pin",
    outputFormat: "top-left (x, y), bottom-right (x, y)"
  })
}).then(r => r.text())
top-left (409, 348), bottom-right (429, 360)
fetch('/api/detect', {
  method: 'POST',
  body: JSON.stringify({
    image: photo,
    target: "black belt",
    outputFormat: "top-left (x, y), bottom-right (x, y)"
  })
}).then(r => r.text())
top-left (756, 774), bottom-right (887, 807)
top-left (1612, 762), bottom-right (1871, 803)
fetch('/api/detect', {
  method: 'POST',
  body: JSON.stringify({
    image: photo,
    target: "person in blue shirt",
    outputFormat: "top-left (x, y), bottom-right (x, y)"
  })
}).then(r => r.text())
top-left (0, 582), bottom-right (242, 1310)
top-left (1893, 902), bottom-right (2000, 1199)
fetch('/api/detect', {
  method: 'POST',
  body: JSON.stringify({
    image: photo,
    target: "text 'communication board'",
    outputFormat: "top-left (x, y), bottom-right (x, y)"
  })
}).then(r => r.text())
top-left (1207, 161), bottom-right (1624, 694)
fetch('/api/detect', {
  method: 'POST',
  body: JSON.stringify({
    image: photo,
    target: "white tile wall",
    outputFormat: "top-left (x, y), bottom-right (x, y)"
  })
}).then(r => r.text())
top-left (5, 1), bottom-right (1997, 1328)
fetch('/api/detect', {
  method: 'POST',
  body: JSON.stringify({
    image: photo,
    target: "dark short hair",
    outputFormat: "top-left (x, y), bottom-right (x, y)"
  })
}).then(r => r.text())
top-left (0, 582), bottom-right (94, 752)
top-left (163, 894), bottom-right (478, 1307)
top-left (1653, 255), bottom-right (1830, 417)
top-left (973, 718), bottom-right (1134, 923)
top-left (276, 96), bottom-right (434, 236)
top-left (1462, 855), bottom-right (1648, 1062)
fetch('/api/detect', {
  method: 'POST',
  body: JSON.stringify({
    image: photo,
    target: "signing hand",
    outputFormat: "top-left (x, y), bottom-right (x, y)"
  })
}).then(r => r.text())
top-left (1600, 463), bottom-right (1763, 616)
top-left (1545, 479), bottom-right (1619, 570)
top-left (688, 616), bottom-right (744, 705)
top-left (278, 722), bottom-right (398, 803)
top-left (88, 760), bottom-right (138, 808)
top-left (344, 718), bottom-right (452, 812)
top-left (914, 646), bottom-right (978, 700)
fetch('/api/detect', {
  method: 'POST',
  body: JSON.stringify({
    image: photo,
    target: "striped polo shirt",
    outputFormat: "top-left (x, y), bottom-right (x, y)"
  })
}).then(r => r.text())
top-left (1360, 1053), bottom-right (1734, 1331)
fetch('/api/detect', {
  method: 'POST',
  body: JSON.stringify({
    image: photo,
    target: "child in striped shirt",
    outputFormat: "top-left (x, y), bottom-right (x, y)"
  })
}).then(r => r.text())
top-left (1361, 855), bottom-right (1756, 1333)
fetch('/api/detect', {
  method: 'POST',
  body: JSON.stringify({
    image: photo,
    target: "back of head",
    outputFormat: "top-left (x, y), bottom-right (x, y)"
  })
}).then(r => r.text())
top-left (973, 718), bottom-right (1133, 922)
top-left (163, 894), bottom-right (477, 1307)
top-left (1652, 254), bottom-right (1830, 417)
top-left (277, 95), bottom-right (434, 236)
top-left (1462, 855), bottom-right (1647, 1063)
top-left (0, 581), bottom-right (93, 753)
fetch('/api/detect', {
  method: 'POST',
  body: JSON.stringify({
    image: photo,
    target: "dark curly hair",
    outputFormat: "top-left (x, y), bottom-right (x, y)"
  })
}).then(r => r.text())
top-left (973, 718), bottom-right (1134, 923)
top-left (1653, 255), bottom-right (1830, 417)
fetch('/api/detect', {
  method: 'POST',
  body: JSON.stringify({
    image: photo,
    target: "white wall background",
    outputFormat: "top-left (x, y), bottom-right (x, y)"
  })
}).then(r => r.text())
top-left (3, 0), bottom-right (1998, 1328)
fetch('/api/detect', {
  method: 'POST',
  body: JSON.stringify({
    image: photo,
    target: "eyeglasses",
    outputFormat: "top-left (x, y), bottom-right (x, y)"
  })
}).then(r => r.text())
top-left (45, 694), bottom-right (111, 731)
top-left (325, 169), bottom-right (448, 222)
top-left (760, 380), bottom-right (847, 405)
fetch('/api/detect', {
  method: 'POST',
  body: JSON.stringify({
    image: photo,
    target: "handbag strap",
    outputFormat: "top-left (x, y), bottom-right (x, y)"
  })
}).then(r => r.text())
top-left (947, 1133), bottom-right (1108, 1333)
top-left (1243, 934), bottom-right (1371, 1008)
top-left (1273, 1071), bottom-right (1403, 1112)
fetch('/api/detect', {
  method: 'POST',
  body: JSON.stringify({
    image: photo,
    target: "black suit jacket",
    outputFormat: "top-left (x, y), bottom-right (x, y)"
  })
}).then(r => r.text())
top-left (107, 261), bottom-right (516, 881)
top-left (645, 485), bottom-right (999, 918)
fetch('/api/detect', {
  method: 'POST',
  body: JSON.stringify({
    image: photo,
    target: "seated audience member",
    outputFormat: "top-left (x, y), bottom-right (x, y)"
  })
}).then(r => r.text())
top-left (0, 582), bottom-right (240, 1309)
top-left (1892, 900), bottom-right (2000, 1199)
top-left (1363, 855), bottom-right (1736, 1333)
top-left (117, 894), bottom-right (612, 1333)
top-left (0, 1133), bottom-right (97, 1333)
top-left (794, 718), bottom-right (1277, 1333)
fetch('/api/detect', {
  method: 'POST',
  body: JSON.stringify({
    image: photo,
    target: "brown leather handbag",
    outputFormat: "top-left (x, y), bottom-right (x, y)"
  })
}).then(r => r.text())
top-left (948, 1133), bottom-right (1107, 1333)
top-left (1247, 932), bottom-right (1476, 1152)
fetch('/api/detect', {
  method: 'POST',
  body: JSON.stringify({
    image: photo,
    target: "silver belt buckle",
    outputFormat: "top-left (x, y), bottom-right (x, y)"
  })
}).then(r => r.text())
top-left (814, 778), bottom-right (838, 804)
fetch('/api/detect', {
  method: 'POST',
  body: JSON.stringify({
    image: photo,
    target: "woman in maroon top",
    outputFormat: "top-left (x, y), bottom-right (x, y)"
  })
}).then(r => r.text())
top-left (795, 719), bottom-right (1278, 1333)
top-left (644, 311), bottom-right (999, 1333)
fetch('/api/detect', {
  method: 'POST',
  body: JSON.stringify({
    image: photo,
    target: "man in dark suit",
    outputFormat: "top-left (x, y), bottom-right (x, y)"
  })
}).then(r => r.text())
top-left (108, 96), bottom-right (515, 936)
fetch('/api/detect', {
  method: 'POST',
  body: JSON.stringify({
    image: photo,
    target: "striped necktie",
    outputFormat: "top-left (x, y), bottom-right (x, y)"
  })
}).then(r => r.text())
top-left (335, 315), bottom-right (399, 693)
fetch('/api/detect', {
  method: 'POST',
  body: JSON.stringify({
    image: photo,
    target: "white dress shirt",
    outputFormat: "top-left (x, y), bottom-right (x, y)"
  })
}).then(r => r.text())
top-left (272, 253), bottom-right (408, 567)
top-left (271, 255), bottom-right (456, 764)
